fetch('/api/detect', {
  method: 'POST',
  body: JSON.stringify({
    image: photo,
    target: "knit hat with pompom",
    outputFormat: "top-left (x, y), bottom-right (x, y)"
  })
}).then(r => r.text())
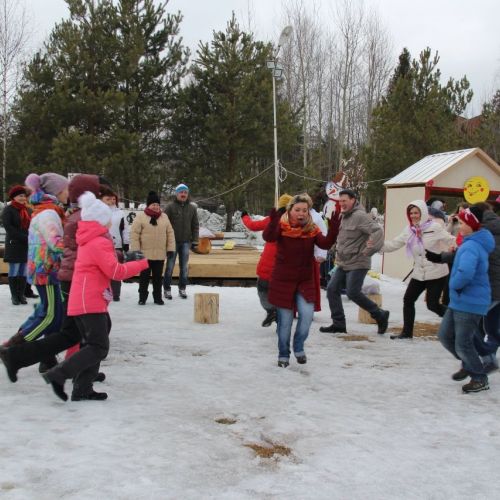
top-left (79, 191), bottom-right (112, 227)
top-left (25, 172), bottom-right (69, 197)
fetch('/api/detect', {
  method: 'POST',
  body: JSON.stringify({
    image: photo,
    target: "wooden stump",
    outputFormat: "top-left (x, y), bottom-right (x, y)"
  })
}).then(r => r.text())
top-left (194, 293), bottom-right (219, 324)
top-left (358, 294), bottom-right (382, 324)
top-left (194, 237), bottom-right (212, 254)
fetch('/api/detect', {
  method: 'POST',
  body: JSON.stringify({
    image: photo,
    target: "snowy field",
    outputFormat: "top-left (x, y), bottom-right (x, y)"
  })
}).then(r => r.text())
top-left (1, 271), bottom-right (499, 500)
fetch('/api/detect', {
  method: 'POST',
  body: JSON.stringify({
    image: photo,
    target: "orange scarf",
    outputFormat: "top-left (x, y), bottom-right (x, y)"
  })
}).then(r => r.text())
top-left (32, 200), bottom-right (66, 222)
top-left (280, 213), bottom-right (320, 238)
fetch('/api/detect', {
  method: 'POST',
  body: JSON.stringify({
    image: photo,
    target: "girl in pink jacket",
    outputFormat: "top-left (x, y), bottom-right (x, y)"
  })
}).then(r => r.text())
top-left (42, 192), bottom-right (148, 401)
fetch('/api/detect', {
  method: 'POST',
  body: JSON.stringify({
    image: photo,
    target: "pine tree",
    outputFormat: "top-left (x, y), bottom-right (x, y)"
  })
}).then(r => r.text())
top-left (9, 0), bottom-right (188, 200)
top-left (363, 47), bottom-right (472, 205)
top-left (474, 90), bottom-right (500, 163)
top-left (171, 14), bottom-right (300, 228)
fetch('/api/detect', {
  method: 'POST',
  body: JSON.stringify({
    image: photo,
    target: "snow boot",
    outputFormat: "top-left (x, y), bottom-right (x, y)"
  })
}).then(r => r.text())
top-left (71, 390), bottom-right (108, 401)
top-left (262, 310), bottom-right (277, 327)
top-left (296, 355), bottom-right (307, 364)
top-left (462, 379), bottom-right (489, 393)
top-left (376, 310), bottom-right (390, 334)
top-left (390, 331), bottom-right (413, 340)
top-left (0, 347), bottom-right (18, 383)
top-left (179, 288), bottom-right (187, 299)
top-left (8, 278), bottom-right (20, 305)
top-left (164, 288), bottom-right (172, 300)
top-left (24, 283), bottom-right (38, 298)
top-left (16, 277), bottom-right (28, 304)
top-left (277, 360), bottom-right (289, 368)
top-left (42, 371), bottom-right (68, 401)
top-left (452, 367), bottom-right (469, 381)
top-left (319, 323), bottom-right (347, 334)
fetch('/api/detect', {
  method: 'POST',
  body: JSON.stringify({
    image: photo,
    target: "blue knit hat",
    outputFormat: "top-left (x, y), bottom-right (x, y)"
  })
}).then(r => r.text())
top-left (175, 183), bottom-right (189, 193)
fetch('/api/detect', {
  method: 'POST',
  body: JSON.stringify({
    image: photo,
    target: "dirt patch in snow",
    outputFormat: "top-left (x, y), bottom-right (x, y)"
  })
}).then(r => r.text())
top-left (340, 334), bottom-right (373, 342)
top-left (388, 321), bottom-right (439, 340)
top-left (244, 442), bottom-right (292, 459)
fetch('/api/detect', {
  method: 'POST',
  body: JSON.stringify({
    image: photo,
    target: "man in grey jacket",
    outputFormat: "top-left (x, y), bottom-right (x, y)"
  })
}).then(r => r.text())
top-left (163, 184), bottom-right (199, 299)
top-left (320, 189), bottom-right (390, 334)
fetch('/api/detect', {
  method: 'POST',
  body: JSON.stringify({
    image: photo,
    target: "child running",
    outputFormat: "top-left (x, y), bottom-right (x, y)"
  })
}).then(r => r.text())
top-left (42, 191), bottom-right (148, 401)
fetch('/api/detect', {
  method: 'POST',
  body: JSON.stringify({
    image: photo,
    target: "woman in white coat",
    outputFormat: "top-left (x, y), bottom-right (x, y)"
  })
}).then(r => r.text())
top-left (382, 200), bottom-right (455, 339)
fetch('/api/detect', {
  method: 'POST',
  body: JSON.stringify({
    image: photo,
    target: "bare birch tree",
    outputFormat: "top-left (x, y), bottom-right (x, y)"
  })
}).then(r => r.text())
top-left (0, 0), bottom-right (29, 201)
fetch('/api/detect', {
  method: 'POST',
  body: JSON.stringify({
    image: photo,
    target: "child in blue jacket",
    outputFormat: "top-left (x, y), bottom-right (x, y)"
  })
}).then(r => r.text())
top-left (438, 206), bottom-right (495, 393)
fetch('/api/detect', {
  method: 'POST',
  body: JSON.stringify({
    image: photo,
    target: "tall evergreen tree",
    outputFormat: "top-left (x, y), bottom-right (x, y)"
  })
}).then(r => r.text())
top-left (9, 0), bottom-right (188, 200)
top-left (171, 14), bottom-right (300, 228)
top-left (474, 89), bottom-right (500, 163)
top-left (363, 47), bottom-right (472, 205)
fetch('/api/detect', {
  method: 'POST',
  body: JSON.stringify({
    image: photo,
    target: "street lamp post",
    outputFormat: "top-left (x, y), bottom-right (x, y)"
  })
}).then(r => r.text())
top-left (267, 26), bottom-right (292, 208)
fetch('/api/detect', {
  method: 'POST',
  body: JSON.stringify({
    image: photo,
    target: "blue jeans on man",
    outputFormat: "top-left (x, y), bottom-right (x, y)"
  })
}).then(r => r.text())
top-left (438, 308), bottom-right (487, 382)
top-left (276, 293), bottom-right (314, 362)
top-left (163, 241), bottom-right (190, 290)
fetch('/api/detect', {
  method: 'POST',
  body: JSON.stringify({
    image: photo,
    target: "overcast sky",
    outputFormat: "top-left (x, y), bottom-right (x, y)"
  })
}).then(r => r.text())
top-left (26, 0), bottom-right (500, 115)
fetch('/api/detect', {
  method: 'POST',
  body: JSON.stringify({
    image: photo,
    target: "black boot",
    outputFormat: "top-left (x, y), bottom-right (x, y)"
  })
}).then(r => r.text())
top-left (262, 310), bottom-right (277, 327)
top-left (319, 323), bottom-right (347, 333)
top-left (42, 371), bottom-right (68, 401)
top-left (8, 277), bottom-right (20, 305)
top-left (0, 347), bottom-right (19, 383)
top-left (376, 310), bottom-right (390, 334)
top-left (390, 331), bottom-right (413, 340)
top-left (16, 277), bottom-right (28, 304)
top-left (71, 390), bottom-right (108, 401)
top-left (24, 283), bottom-right (39, 299)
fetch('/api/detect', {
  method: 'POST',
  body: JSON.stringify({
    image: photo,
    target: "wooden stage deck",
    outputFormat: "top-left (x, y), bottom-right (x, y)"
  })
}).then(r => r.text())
top-left (172, 245), bottom-right (259, 279)
top-left (0, 245), bottom-right (261, 283)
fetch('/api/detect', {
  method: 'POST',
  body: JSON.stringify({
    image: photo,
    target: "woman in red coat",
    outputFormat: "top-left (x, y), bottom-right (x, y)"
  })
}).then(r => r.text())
top-left (263, 193), bottom-right (340, 367)
top-left (241, 194), bottom-right (292, 327)
top-left (42, 191), bottom-right (148, 401)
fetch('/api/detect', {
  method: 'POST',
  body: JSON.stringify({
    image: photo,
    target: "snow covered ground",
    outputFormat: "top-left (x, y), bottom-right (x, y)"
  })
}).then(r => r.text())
top-left (1, 271), bottom-right (499, 500)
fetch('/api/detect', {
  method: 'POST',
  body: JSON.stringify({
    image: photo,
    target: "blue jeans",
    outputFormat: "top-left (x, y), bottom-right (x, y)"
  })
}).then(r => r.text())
top-left (276, 293), bottom-right (314, 362)
top-left (473, 301), bottom-right (500, 357)
top-left (163, 242), bottom-right (190, 290)
top-left (8, 262), bottom-right (27, 278)
top-left (326, 267), bottom-right (383, 327)
top-left (438, 308), bottom-right (487, 382)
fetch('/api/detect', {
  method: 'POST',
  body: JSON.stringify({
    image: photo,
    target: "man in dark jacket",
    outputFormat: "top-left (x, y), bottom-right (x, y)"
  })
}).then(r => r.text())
top-left (320, 189), bottom-right (389, 334)
top-left (163, 184), bottom-right (199, 299)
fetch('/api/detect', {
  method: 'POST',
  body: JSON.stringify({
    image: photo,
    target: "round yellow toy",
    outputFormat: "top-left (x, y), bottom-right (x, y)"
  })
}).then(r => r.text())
top-left (463, 176), bottom-right (489, 203)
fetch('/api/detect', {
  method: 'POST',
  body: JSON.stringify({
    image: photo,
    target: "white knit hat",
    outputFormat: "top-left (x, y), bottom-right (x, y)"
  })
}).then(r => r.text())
top-left (78, 191), bottom-right (112, 226)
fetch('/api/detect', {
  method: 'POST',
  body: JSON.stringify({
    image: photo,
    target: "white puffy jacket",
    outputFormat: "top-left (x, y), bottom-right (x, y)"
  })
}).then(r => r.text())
top-left (382, 200), bottom-right (456, 281)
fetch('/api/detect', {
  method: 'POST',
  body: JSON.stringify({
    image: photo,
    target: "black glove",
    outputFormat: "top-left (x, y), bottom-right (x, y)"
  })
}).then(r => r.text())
top-left (277, 206), bottom-right (287, 215)
top-left (124, 250), bottom-right (145, 262)
top-left (122, 244), bottom-right (129, 252)
top-left (191, 242), bottom-right (199, 251)
top-left (167, 251), bottom-right (175, 259)
top-left (240, 210), bottom-right (248, 218)
top-left (425, 250), bottom-right (442, 263)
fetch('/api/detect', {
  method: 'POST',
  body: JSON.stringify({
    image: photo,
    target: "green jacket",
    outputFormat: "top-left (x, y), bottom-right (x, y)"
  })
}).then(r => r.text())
top-left (335, 202), bottom-right (384, 270)
top-left (164, 199), bottom-right (199, 244)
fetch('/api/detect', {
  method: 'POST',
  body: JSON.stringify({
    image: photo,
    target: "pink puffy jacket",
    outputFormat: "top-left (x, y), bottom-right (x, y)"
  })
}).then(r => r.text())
top-left (68, 221), bottom-right (148, 316)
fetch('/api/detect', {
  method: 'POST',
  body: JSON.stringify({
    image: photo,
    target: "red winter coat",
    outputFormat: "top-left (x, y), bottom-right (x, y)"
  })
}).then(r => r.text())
top-left (263, 211), bottom-right (340, 309)
top-left (68, 221), bottom-right (148, 316)
top-left (241, 215), bottom-right (276, 280)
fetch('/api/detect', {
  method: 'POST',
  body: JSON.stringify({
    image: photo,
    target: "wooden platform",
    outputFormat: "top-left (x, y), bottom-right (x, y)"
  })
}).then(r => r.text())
top-left (1, 245), bottom-right (260, 279)
top-left (174, 245), bottom-right (259, 278)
